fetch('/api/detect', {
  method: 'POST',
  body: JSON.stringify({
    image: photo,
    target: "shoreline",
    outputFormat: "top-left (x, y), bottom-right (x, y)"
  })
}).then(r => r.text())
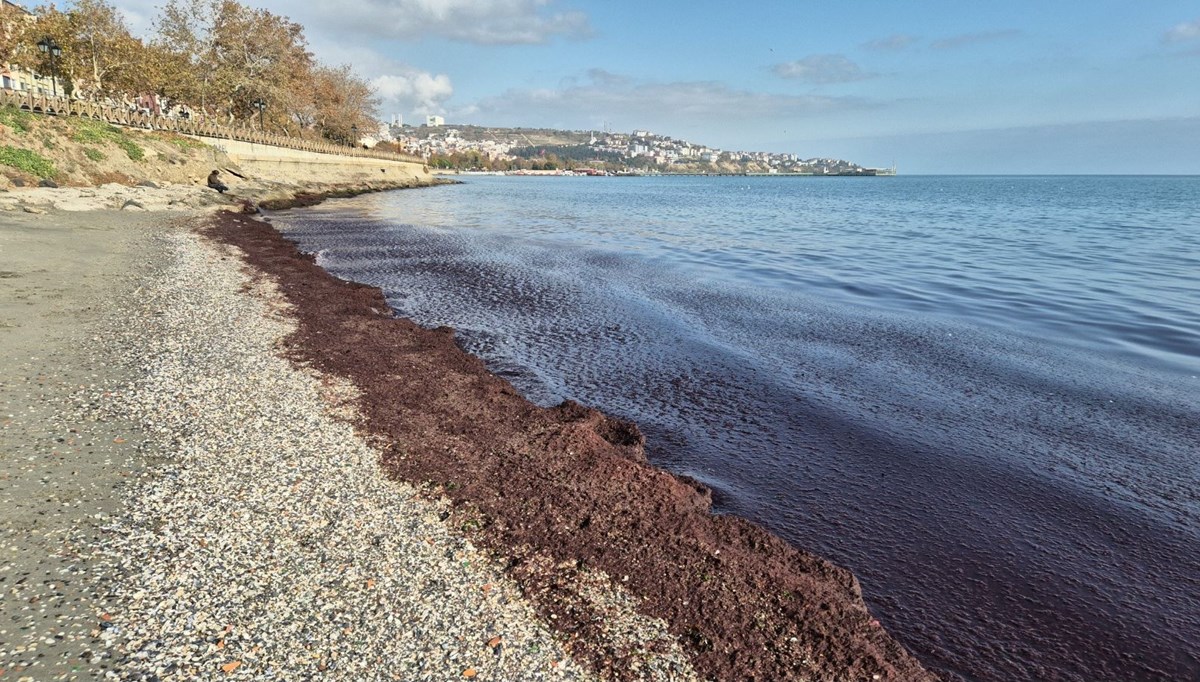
top-left (2, 199), bottom-right (603, 681)
top-left (209, 205), bottom-right (935, 680)
top-left (1, 180), bottom-right (933, 680)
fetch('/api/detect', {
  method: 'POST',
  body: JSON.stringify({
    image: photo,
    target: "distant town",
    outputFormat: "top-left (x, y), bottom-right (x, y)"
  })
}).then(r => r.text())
top-left (371, 116), bottom-right (895, 176)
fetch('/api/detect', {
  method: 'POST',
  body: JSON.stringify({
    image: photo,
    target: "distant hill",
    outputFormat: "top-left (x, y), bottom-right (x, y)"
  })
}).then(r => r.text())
top-left (399, 123), bottom-right (878, 175)
top-left (419, 125), bottom-right (594, 148)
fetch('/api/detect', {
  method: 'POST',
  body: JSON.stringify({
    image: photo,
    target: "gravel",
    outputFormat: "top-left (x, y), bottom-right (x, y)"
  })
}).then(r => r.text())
top-left (76, 222), bottom-right (596, 681)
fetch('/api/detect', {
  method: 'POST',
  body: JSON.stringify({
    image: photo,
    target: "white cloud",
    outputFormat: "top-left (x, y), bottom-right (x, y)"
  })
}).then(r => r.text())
top-left (372, 71), bottom-right (454, 115)
top-left (309, 0), bottom-right (591, 45)
top-left (772, 55), bottom-right (874, 84)
top-left (301, 42), bottom-right (454, 117)
top-left (1164, 19), bottom-right (1200, 43)
top-left (451, 70), bottom-right (871, 132)
top-left (862, 34), bottom-right (918, 52)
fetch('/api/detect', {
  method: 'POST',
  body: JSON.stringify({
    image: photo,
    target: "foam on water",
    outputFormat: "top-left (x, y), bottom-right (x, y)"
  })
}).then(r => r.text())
top-left (273, 176), bottom-right (1200, 681)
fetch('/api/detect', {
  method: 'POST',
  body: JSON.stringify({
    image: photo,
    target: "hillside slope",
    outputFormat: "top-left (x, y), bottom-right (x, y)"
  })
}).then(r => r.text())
top-left (0, 107), bottom-right (236, 190)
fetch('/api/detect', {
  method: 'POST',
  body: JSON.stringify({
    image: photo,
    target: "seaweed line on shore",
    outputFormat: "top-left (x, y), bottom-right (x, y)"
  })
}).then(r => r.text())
top-left (207, 207), bottom-right (937, 681)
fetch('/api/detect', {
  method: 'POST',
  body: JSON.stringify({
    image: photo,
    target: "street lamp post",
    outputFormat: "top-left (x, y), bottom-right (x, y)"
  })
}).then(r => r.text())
top-left (251, 98), bottom-right (265, 131)
top-left (36, 37), bottom-right (62, 98)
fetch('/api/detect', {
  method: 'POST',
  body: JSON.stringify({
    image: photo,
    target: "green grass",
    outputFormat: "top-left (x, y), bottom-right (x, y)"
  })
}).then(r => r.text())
top-left (83, 147), bottom-right (106, 162)
top-left (0, 145), bottom-right (56, 178)
top-left (0, 106), bottom-right (34, 134)
top-left (114, 137), bottom-right (144, 161)
top-left (69, 118), bottom-right (144, 160)
top-left (68, 118), bottom-right (113, 144)
top-left (157, 133), bottom-right (207, 152)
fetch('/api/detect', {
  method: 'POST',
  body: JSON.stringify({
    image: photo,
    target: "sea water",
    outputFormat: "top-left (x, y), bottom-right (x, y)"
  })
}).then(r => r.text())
top-left (272, 175), bottom-right (1199, 681)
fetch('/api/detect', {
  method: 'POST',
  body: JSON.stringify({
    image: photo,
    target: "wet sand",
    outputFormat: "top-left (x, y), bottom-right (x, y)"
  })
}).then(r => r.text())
top-left (0, 209), bottom-right (171, 678)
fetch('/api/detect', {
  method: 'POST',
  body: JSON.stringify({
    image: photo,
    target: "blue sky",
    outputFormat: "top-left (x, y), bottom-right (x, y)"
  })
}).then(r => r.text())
top-left (112, 1), bottom-right (1200, 173)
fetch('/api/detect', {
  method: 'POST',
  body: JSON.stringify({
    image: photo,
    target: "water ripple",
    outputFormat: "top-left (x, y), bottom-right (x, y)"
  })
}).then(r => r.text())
top-left (274, 176), bottom-right (1200, 682)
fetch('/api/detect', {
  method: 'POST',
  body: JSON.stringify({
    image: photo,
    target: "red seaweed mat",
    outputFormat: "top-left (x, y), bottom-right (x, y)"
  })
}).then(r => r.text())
top-left (209, 211), bottom-right (937, 682)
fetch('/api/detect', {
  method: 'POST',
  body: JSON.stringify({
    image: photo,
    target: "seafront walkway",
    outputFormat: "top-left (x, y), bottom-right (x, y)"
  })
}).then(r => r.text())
top-left (1, 88), bottom-right (424, 166)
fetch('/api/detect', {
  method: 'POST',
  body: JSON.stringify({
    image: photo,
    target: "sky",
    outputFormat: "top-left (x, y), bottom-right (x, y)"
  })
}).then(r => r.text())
top-left (107, 0), bottom-right (1200, 174)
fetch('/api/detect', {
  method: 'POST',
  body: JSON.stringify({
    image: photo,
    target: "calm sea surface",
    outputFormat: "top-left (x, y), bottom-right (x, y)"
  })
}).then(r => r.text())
top-left (273, 176), bottom-right (1200, 681)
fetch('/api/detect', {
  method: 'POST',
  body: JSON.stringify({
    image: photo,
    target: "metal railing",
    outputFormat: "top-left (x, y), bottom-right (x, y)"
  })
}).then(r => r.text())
top-left (1, 88), bottom-right (426, 165)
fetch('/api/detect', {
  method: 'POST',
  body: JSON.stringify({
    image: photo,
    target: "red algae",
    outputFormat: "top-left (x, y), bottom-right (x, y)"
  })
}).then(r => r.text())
top-left (207, 210), bottom-right (936, 681)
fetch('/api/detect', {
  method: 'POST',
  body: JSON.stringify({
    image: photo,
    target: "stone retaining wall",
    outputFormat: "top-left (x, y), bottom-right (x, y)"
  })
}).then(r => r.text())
top-left (1, 88), bottom-right (425, 167)
top-left (202, 138), bottom-right (431, 185)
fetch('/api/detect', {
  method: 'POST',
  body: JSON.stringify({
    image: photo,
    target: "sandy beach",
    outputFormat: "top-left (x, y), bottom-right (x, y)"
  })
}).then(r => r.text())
top-left (0, 207), bottom-right (168, 679)
top-left (0, 185), bottom-right (933, 680)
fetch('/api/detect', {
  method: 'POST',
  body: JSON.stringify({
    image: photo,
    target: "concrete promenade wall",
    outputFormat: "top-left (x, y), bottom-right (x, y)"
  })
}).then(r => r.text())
top-left (2, 88), bottom-right (433, 186)
top-left (197, 137), bottom-right (433, 186)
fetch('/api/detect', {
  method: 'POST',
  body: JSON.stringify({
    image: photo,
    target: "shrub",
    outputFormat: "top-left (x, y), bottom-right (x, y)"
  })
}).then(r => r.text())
top-left (115, 137), bottom-right (144, 161)
top-left (84, 147), bottom-right (106, 161)
top-left (69, 118), bottom-right (116, 144)
top-left (69, 119), bottom-right (144, 160)
top-left (0, 145), bottom-right (56, 178)
top-left (154, 132), bottom-right (207, 151)
top-left (0, 106), bottom-right (34, 134)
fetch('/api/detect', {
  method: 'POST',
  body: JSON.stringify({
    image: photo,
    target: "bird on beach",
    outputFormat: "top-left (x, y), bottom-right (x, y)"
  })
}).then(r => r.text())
top-left (207, 169), bottom-right (229, 194)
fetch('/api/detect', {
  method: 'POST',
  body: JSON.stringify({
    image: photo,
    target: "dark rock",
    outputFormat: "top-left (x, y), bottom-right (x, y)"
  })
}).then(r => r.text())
top-left (38, 179), bottom-right (58, 188)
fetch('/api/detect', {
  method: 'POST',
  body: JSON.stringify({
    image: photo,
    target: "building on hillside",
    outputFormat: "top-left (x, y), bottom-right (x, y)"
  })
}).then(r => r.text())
top-left (426, 115), bottom-right (445, 127)
top-left (1, 1), bottom-right (64, 96)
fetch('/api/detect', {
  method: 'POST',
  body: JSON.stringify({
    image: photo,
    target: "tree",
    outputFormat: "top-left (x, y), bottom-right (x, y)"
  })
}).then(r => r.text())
top-left (300, 63), bottom-right (379, 143)
top-left (65, 0), bottom-right (140, 96)
top-left (12, 1), bottom-right (143, 98)
top-left (208, 3), bottom-right (311, 125)
top-left (153, 0), bottom-right (234, 113)
top-left (4, 0), bottom-right (386, 142)
top-left (155, 0), bottom-right (349, 132)
top-left (0, 1), bottom-right (33, 65)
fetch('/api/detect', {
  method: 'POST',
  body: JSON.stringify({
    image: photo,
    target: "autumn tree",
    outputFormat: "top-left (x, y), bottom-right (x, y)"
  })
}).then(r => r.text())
top-left (300, 63), bottom-right (380, 144)
top-left (64, 0), bottom-right (141, 96)
top-left (4, 0), bottom-right (386, 141)
top-left (155, 0), bottom-right (384, 135)
top-left (216, 4), bottom-right (311, 126)
top-left (152, 0), bottom-right (311, 121)
top-left (0, 1), bottom-right (34, 65)
top-left (9, 1), bottom-right (142, 97)
top-left (4, 3), bottom-right (70, 92)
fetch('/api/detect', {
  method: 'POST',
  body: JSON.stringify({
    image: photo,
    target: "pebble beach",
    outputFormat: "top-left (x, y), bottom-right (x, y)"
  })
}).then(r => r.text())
top-left (1, 186), bottom-right (933, 681)
top-left (0, 204), bottom-right (607, 680)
